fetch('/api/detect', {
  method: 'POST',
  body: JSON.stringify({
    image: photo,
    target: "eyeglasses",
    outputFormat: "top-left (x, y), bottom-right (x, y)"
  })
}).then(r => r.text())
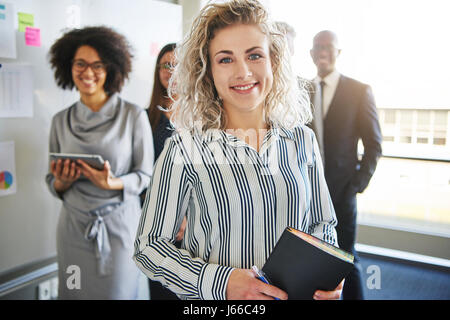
top-left (72, 59), bottom-right (107, 74)
top-left (158, 62), bottom-right (175, 72)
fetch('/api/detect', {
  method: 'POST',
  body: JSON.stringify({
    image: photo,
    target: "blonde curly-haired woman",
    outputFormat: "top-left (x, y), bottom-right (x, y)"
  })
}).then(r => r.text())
top-left (134, 0), bottom-right (342, 300)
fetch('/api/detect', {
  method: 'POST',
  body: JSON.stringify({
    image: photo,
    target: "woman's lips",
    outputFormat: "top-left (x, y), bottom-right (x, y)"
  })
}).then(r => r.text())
top-left (79, 78), bottom-right (96, 88)
top-left (231, 82), bottom-right (258, 93)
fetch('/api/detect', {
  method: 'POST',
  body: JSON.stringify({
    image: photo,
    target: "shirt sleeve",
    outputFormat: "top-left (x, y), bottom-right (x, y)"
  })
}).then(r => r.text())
top-left (119, 109), bottom-right (154, 202)
top-left (45, 116), bottom-right (63, 200)
top-left (306, 129), bottom-right (338, 246)
top-left (133, 136), bottom-right (234, 300)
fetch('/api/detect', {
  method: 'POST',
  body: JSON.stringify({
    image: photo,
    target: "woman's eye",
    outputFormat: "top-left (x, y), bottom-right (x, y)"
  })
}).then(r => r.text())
top-left (219, 57), bottom-right (232, 64)
top-left (92, 63), bottom-right (104, 70)
top-left (249, 53), bottom-right (262, 61)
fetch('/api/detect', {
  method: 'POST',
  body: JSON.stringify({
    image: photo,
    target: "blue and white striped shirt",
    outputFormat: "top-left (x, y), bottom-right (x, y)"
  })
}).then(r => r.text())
top-left (133, 124), bottom-right (338, 300)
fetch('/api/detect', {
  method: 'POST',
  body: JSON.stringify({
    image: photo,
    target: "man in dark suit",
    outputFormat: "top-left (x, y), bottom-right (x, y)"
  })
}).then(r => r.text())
top-left (309, 30), bottom-right (382, 300)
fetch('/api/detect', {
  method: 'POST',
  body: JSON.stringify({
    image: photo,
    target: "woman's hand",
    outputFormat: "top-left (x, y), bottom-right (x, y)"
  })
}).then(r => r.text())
top-left (313, 280), bottom-right (344, 300)
top-left (51, 159), bottom-right (81, 192)
top-left (77, 159), bottom-right (123, 190)
top-left (226, 269), bottom-right (288, 300)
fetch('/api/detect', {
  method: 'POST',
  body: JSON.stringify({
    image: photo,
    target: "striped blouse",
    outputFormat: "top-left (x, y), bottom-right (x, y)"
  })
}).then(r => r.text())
top-left (133, 124), bottom-right (338, 300)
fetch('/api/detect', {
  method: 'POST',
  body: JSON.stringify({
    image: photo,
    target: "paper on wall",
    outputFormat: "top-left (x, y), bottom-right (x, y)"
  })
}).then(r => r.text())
top-left (0, 63), bottom-right (34, 118)
top-left (0, 2), bottom-right (16, 59)
top-left (0, 141), bottom-right (17, 197)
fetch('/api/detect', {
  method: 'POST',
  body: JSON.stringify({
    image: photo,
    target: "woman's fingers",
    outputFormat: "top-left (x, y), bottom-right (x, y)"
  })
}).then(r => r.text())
top-left (77, 159), bottom-right (110, 189)
top-left (69, 161), bottom-right (80, 179)
top-left (257, 281), bottom-right (288, 300)
top-left (61, 159), bottom-right (71, 177)
top-left (313, 280), bottom-right (344, 300)
top-left (313, 289), bottom-right (341, 300)
top-left (104, 160), bottom-right (110, 172)
top-left (50, 160), bottom-right (57, 175)
top-left (54, 159), bottom-right (62, 177)
top-left (52, 159), bottom-right (80, 181)
top-left (53, 159), bottom-right (66, 178)
top-left (226, 269), bottom-right (288, 300)
top-left (77, 159), bottom-right (92, 178)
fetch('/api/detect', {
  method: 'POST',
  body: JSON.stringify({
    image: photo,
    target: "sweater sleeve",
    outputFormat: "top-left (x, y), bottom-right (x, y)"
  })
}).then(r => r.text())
top-left (120, 109), bottom-right (154, 202)
top-left (45, 116), bottom-right (63, 200)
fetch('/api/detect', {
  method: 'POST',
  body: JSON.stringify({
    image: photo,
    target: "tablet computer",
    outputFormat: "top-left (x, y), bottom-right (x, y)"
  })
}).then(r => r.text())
top-left (49, 152), bottom-right (105, 170)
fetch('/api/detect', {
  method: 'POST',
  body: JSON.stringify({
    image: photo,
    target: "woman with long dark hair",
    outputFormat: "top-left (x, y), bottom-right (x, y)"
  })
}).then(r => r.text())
top-left (147, 43), bottom-right (177, 160)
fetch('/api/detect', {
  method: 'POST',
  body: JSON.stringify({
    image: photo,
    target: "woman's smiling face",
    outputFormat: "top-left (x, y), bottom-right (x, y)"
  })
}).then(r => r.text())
top-left (71, 45), bottom-right (107, 98)
top-left (209, 23), bottom-right (273, 120)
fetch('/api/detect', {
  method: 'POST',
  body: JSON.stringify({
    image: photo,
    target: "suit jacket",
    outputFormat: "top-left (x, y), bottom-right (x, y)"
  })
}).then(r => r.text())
top-left (309, 74), bottom-right (382, 205)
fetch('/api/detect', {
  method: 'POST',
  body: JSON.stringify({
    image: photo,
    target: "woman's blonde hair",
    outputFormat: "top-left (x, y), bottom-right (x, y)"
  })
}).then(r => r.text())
top-left (168, 0), bottom-right (311, 132)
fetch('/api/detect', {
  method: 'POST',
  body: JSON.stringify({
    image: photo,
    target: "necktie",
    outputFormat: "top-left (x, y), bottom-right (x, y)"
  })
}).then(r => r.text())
top-left (320, 80), bottom-right (326, 118)
top-left (312, 81), bottom-right (325, 162)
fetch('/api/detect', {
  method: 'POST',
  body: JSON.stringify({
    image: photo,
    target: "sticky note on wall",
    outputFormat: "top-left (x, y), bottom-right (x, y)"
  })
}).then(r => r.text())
top-left (25, 26), bottom-right (40, 47)
top-left (18, 12), bottom-right (34, 32)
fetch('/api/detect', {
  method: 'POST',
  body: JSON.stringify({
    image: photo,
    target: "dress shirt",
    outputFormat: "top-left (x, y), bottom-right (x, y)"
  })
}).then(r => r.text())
top-left (314, 69), bottom-right (340, 117)
top-left (134, 124), bottom-right (338, 300)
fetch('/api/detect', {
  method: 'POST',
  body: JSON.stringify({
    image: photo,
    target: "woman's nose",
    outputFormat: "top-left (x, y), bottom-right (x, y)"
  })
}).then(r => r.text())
top-left (234, 59), bottom-right (252, 79)
top-left (82, 65), bottom-right (95, 76)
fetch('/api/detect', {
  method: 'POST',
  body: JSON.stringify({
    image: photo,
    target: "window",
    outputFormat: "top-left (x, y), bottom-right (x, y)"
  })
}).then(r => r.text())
top-left (433, 111), bottom-right (447, 146)
top-left (417, 137), bottom-right (428, 144)
top-left (380, 109), bottom-right (396, 143)
top-left (416, 110), bottom-right (430, 144)
top-left (399, 110), bottom-right (413, 144)
top-left (384, 110), bottom-right (396, 124)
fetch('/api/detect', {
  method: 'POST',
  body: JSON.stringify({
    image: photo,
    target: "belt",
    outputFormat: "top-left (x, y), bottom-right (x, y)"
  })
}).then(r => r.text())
top-left (63, 202), bottom-right (123, 276)
top-left (85, 203), bottom-right (122, 276)
top-left (84, 214), bottom-right (112, 276)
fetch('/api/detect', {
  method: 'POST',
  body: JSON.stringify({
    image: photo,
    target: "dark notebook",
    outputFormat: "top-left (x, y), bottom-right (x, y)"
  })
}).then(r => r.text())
top-left (261, 227), bottom-right (354, 300)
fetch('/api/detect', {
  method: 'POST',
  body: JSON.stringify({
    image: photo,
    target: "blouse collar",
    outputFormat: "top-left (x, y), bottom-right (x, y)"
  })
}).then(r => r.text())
top-left (75, 93), bottom-right (119, 119)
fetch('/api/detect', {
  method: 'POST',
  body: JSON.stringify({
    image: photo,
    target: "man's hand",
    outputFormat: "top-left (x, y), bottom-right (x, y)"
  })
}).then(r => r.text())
top-left (226, 268), bottom-right (288, 300)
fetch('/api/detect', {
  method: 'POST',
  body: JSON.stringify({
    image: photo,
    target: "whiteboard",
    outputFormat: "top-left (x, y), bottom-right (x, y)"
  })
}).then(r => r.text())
top-left (0, 0), bottom-right (182, 274)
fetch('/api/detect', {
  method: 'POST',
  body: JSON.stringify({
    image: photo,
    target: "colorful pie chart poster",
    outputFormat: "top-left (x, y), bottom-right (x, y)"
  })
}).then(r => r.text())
top-left (0, 141), bottom-right (17, 196)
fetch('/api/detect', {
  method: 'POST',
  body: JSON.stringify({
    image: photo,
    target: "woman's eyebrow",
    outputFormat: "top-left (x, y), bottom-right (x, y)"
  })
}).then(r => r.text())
top-left (245, 46), bottom-right (263, 53)
top-left (214, 50), bottom-right (233, 57)
top-left (214, 46), bottom-right (263, 57)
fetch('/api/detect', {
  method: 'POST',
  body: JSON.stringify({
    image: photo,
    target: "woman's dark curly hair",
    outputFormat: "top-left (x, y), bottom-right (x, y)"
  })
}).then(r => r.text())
top-left (49, 26), bottom-right (133, 95)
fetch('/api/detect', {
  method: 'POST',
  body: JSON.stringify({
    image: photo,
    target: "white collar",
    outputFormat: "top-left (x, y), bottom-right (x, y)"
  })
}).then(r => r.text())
top-left (315, 69), bottom-right (340, 87)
